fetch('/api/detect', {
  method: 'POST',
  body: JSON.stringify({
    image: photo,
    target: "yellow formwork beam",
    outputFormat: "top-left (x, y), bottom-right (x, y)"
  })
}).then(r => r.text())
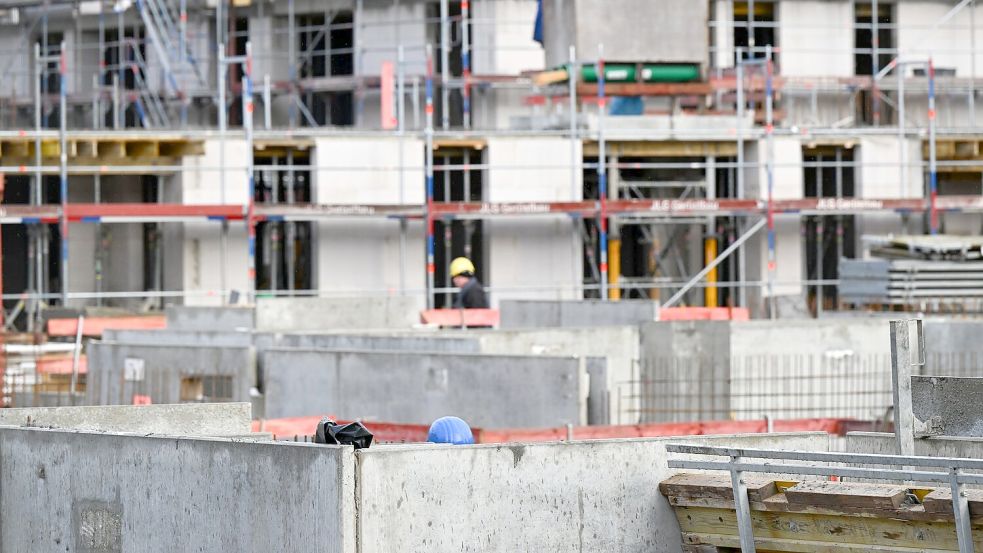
top-left (704, 237), bottom-right (718, 308)
top-left (609, 238), bottom-right (621, 301)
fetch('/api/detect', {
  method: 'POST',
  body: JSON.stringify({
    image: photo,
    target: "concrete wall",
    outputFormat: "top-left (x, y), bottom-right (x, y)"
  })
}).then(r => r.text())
top-left (0, 426), bottom-right (355, 553)
top-left (847, 431), bottom-right (983, 459)
top-left (262, 348), bottom-right (584, 427)
top-left (268, 332), bottom-right (482, 354)
top-left (638, 319), bottom-right (895, 422)
top-left (0, 403), bottom-right (251, 436)
top-left (857, 136), bottom-right (924, 199)
top-left (472, 326), bottom-right (640, 424)
top-left (485, 137), bottom-right (583, 302)
top-left (174, 138), bottom-right (251, 305)
top-left (104, 328), bottom-right (254, 347)
top-left (312, 136), bottom-right (425, 293)
top-left (471, 0), bottom-right (544, 75)
top-left (779, 0), bottom-right (853, 77)
top-left (354, 432), bottom-right (829, 553)
top-left (897, 2), bottom-right (983, 79)
top-left (165, 305), bottom-right (255, 331)
top-left (542, 0), bottom-right (708, 68)
top-left (255, 296), bottom-right (422, 331)
top-left (499, 299), bottom-right (659, 328)
top-left (87, 342), bottom-right (256, 406)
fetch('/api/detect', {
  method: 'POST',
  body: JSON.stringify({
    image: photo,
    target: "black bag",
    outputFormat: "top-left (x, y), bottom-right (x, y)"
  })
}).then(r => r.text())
top-left (314, 418), bottom-right (374, 449)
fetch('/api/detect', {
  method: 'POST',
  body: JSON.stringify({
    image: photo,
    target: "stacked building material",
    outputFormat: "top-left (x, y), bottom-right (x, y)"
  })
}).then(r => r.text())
top-left (839, 235), bottom-right (983, 311)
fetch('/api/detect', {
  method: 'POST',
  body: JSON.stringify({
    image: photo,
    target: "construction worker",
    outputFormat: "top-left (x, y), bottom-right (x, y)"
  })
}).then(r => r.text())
top-left (427, 416), bottom-right (475, 445)
top-left (449, 257), bottom-right (489, 309)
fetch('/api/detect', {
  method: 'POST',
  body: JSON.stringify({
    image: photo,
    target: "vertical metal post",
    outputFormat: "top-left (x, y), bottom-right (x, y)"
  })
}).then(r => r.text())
top-left (285, 150), bottom-right (296, 296)
top-left (928, 59), bottom-right (939, 234)
top-left (898, 61), bottom-right (907, 196)
top-left (835, 148), bottom-right (843, 282)
top-left (270, 157), bottom-right (279, 294)
top-left (288, 0), bottom-right (297, 129)
top-left (112, 73), bottom-right (120, 130)
top-left (425, 44), bottom-right (436, 309)
top-left (569, 45), bottom-right (580, 298)
top-left (890, 319), bottom-right (923, 457)
top-left (440, 0), bottom-right (450, 130)
top-left (597, 45), bottom-right (608, 300)
top-left (443, 154), bottom-right (452, 307)
top-left (816, 155), bottom-right (824, 316)
top-left (94, 173), bottom-right (102, 307)
top-left (730, 457), bottom-right (757, 553)
top-left (872, 0), bottom-right (880, 125)
top-left (950, 469), bottom-right (975, 553)
top-left (398, 45), bottom-right (407, 294)
top-left (462, 0), bottom-right (471, 129)
top-left (972, 0), bottom-right (977, 126)
top-left (180, 0), bottom-right (187, 62)
top-left (264, 74), bottom-right (271, 130)
top-left (244, 41), bottom-right (256, 301)
top-left (117, 6), bottom-right (123, 127)
top-left (765, 45), bottom-right (776, 318)
top-left (32, 42), bottom-right (42, 328)
top-left (218, 43), bottom-right (229, 301)
top-left (98, 10), bottom-right (105, 130)
top-left (58, 41), bottom-right (68, 306)
top-left (736, 47), bottom-right (747, 308)
top-left (463, 148), bottom-right (472, 259)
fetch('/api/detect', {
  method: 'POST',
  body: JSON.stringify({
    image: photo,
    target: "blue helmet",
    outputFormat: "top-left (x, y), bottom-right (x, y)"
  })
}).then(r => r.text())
top-left (427, 416), bottom-right (474, 445)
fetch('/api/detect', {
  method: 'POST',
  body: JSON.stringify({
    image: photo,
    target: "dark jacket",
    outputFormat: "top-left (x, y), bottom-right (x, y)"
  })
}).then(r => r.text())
top-left (453, 277), bottom-right (489, 309)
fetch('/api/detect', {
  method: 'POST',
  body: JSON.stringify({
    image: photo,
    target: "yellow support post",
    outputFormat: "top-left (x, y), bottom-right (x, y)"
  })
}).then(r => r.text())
top-left (704, 237), bottom-right (718, 308)
top-left (609, 237), bottom-right (621, 301)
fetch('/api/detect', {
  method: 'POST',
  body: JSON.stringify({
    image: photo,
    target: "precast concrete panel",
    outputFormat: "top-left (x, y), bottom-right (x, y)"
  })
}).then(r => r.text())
top-left (0, 427), bottom-right (355, 553)
top-left (261, 348), bottom-right (583, 427)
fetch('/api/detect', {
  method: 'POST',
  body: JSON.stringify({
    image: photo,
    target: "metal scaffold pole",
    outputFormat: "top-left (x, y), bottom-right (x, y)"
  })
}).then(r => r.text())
top-left (439, 0), bottom-right (450, 130)
top-left (765, 44), bottom-right (776, 318)
top-left (398, 44), bottom-right (407, 294)
top-left (597, 45), bottom-right (608, 300)
top-left (59, 41), bottom-right (68, 306)
top-left (569, 45), bottom-right (580, 298)
top-left (218, 42), bottom-right (229, 303)
top-left (244, 41), bottom-right (256, 300)
top-left (929, 58), bottom-right (939, 235)
top-left (425, 44), bottom-right (436, 309)
top-left (462, 0), bottom-right (472, 129)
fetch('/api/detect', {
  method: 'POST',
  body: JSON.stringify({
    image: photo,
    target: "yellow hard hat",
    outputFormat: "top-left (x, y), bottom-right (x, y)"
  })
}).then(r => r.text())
top-left (449, 257), bottom-right (476, 278)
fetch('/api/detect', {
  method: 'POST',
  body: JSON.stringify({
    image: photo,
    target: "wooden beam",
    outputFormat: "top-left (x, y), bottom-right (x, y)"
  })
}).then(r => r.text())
top-left (433, 138), bottom-right (486, 150)
top-left (583, 140), bottom-right (738, 157)
top-left (97, 140), bottom-right (126, 159)
top-left (158, 140), bottom-right (205, 157)
top-left (125, 140), bottom-right (160, 158)
top-left (578, 82), bottom-right (713, 97)
top-left (2, 141), bottom-right (28, 158)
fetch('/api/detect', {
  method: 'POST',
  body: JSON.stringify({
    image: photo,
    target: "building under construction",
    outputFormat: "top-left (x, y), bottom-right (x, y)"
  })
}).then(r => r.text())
top-left (0, 0), bottom-right (981, 327)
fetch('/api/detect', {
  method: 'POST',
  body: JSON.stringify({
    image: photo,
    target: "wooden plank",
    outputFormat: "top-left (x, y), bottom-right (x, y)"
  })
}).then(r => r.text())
top-left (583, 140), bottom-right (738, 157)
top-left (660, 473), bottom-right (785, 504)
top-left (922, 488), bottom-right (983, 516)
top-left (97, 140), bottom-right (126, 159)
top-left (577, 82), bottom-right (713, 97)
top-left (675, 505), bottom-right (981, 551)
top-left (158, 140), bottom-right (205, 157)
top-left (125, 140), bottom-right (160, 158)
top-left (682, 531), bottom-right (960, 553)
top-left (75, 139), bottom-right (98, 158)
top-left (784, 481), bottom-right (908, 510)
top-left (2, 140), bottom-right (28, 157)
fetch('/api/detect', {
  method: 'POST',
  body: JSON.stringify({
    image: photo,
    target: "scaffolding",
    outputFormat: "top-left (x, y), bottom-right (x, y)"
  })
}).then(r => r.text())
top-left (0, 0), bottom-right (981, 327)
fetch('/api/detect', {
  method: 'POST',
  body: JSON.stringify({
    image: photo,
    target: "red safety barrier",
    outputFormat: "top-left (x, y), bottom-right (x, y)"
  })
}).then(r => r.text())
top-left (47, 316), bottom-right (167, 337)
top-left (420, 308), bottom-right (499, 328)
top-left (36, 355), bottom-right (87, 375)
top-left (252, 416), bottom-right (431, 443)
top-left (252, 416), bottom-right (865, 443)
top-left (659, 307), bottom-right (750, 321)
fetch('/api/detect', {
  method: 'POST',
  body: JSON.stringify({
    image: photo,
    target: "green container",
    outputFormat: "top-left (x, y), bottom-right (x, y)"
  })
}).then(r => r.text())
top-left (640, 64), bottom-right (700, 82)
top-left (580, 63), bottom-right (700, 83)
top-left (581, 64), bottom-right (636, 83)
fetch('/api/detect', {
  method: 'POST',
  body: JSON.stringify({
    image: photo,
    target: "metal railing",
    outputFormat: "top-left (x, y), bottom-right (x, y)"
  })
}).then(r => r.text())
top-left (623, 351), bottom-right (983, 424)
top-left (666, 444), bottom-right (983, 553)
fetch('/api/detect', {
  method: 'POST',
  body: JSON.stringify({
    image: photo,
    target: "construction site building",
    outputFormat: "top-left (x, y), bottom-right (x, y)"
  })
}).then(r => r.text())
top-left (0, 0), bottom-right (980, 323)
